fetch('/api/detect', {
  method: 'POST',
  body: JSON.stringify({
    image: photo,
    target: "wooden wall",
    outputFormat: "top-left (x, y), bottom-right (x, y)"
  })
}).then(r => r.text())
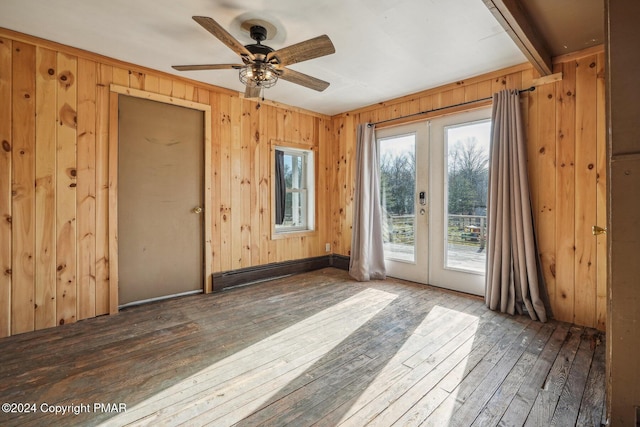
top-left (0, 29), bottom-right (332, 337)
top-left (330, 47), bottom-right (607, 330)
top-left (0, 26), bottom-right (606, 336)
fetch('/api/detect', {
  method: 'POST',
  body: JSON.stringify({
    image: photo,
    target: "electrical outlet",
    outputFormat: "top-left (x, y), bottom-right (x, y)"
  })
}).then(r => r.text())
top-left (325, 243), bottom-right (331, 253)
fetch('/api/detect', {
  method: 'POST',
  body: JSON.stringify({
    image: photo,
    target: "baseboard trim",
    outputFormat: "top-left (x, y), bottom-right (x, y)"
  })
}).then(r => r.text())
top-left (213, 254), bottom-right (351, 291)
top-left (330, 254), bottom-right (351, 271)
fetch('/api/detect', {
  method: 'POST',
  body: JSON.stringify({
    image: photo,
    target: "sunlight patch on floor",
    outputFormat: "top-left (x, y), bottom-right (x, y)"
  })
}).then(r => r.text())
top-left (336, 305), bottom-right (479, 426)
top-left (99, 287), bottom-right (398, 426)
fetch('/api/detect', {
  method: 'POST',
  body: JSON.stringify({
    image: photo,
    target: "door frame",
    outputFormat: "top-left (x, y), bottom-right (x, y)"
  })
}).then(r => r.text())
top-left (108, 85), bottom-right (212, 314)
top-left (375, 106), bottom-right (491, 294)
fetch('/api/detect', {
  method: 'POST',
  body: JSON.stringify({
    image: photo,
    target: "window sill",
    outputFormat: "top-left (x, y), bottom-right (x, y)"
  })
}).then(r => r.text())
top-left (271, 229), bottom-right (317, 240)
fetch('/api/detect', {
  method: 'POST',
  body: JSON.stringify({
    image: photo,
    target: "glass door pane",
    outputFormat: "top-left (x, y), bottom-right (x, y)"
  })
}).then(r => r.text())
top-left (379, 134), bottom-right (416, 262)
top-left (429, 108), bottom-right (491, 296)
top-left (445, 120), bottom-right (491, 273)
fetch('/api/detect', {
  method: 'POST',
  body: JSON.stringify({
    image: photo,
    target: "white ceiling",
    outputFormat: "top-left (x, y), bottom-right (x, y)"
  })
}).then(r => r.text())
top-left (0, 0), bottom-right (529, 115)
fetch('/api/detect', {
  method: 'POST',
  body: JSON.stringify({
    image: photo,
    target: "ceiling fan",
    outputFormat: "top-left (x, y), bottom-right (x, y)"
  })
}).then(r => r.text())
top-left (172, 16), bottom-right (335, 98)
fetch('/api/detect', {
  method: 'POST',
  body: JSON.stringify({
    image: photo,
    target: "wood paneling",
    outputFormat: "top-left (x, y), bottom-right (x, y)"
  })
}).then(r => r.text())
top-left (107, 91), bottom-right (118, 315)
top-left (554, 60), bottom-right (576, 323)
top-left (0, 37), bottom-right (12, 338)
top-left (0, 29), bottom-right (332, 336)
top-left (573, 55), bottom-right (598, 328)
top-left (0, 27), bottom-right (605, 335)
top-left (77, 58), bottom-right (96, 320)
top-left (34, 47), bottom-right (57, 329)
top-left (95, 64), bottom-right (111, 316)
top-left (258, 104), bottom-right (270, 266)
top-left (594, 52), bottom-right (606, 332)
top-left (230, 97), bottom-right (243, 270)
top-left (266, 106), bottom-right (278, 264)
top-left (11, 42), bottom-right (36, 335)
top-left (55, 52), bottom-right (77, 327)
top-left (330, 48), bottom-right (606, 329)
top-left (536, 79), bottom-right (557, 307)
top-left (218, 94), bottom-right (232, 272)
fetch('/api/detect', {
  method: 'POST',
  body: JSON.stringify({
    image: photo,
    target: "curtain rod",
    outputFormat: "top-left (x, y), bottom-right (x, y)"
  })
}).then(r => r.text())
top-left (367, 86), bottom-right (536, 127)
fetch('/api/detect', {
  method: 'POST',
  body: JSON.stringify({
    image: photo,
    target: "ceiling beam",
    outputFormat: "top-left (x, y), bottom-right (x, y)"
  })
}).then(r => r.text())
top-left (483, 0), bottom-right (553, 76)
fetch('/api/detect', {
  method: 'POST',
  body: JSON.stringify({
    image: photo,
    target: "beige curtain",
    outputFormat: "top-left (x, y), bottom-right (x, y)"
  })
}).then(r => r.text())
top-left (349, 124), bottom-right (386, 281)
top-left (486, 90), bottom-right (547, 322)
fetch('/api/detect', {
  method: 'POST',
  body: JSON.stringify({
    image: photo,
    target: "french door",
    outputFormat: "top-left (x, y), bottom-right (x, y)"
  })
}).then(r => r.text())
top-left (429, 108), bottom-right (492, 295)
top-left (376, 108), bottom-right (491, 296)
top-left (377, 123), bottom-right (429, 284)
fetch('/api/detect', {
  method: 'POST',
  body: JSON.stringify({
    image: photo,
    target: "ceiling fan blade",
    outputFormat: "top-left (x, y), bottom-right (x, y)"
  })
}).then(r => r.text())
top-left (267, 35), bottom-right (335, 66)
top-left (244, 85), bottom-right (261, 98)
top-left (278, 68), bottom-right (330, 92)
top-left (172, 64), bottom-right (243, 71)
top-left (192, 16), bottom-right (255, 60)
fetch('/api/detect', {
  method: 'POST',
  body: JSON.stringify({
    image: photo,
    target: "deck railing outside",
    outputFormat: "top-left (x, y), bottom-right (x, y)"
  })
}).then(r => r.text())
top-left (383, 213), bottom-right (487, 272)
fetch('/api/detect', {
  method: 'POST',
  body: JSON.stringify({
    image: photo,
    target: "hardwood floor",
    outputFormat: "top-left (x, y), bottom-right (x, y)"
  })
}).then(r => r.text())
top-left (0, 268), bottom-right (606, 426)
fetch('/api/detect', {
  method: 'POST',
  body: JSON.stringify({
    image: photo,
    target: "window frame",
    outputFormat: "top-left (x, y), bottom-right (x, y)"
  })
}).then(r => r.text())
top-left (270, 140), bottom-right (317, 239)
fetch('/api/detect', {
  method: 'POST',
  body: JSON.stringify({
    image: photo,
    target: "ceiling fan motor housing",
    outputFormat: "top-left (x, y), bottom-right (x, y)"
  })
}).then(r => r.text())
top-left (245, 43), bottom-right (274, 58)
top-left (244, 25), bottom-right (275, 60)
top-left (250, 25), bottom-right (268, 42)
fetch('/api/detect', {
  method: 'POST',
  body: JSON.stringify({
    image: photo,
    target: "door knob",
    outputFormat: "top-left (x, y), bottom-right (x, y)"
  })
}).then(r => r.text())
top-left (592, 225), bottom-right (606, 235)
top-left (192, 206), bottom-right (203, 214)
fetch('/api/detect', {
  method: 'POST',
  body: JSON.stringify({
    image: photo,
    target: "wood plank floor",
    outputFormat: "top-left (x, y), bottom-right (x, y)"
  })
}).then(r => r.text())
top-left (0, 268), bottom-right (606, 426)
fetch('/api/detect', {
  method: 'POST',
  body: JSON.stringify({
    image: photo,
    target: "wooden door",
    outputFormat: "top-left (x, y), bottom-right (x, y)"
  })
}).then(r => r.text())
top-left (118, 95), bottom-right (204, 306)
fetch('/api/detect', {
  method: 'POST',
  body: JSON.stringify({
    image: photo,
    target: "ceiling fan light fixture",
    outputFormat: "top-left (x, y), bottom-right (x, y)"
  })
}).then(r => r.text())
top-left (239, 62), bottom-right (278, 88)
top-left (173, 16), bottom-right (334, 95)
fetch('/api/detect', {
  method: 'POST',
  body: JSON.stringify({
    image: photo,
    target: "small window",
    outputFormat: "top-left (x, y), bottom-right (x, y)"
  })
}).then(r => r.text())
top-left (274, 145), bottom-right (315, 234)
